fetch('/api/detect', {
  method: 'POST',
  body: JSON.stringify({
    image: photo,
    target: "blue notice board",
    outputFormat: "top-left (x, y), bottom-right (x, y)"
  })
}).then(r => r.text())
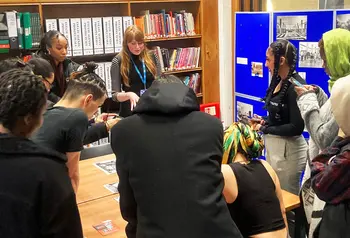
top-left (273, 10), bottom-right (334, 95)
top-left (235, 13), bottom-right (270, 99)
top-left (235, 96), bottom-right (267, 122)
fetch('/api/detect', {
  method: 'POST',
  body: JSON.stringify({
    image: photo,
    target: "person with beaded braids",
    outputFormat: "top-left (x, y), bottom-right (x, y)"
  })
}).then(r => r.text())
top-left (250, 39), bottom-right (307, 195)
top-left (32, 62), bottom-right (108, 193)
top-left (0, 69), bottom-right (83, 237)
top-left (221, 122), bottom-right (288, 238)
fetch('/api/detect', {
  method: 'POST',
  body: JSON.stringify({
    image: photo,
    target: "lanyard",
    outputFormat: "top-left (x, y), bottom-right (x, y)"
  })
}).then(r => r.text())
top-left (130, 57), bottom-right (146, 89)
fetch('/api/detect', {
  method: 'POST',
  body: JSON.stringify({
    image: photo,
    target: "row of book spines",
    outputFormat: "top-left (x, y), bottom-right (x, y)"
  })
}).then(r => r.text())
top-left (0, 11), bottom-right (40, 53)
top-left (133, 10), bottom-right (195, 38)
top-left (153, 46), bottom-right (200, 72)
top-left (45, 16), bottom-right (133, 57)
top-left (182, 73), bottom-right (201, 94)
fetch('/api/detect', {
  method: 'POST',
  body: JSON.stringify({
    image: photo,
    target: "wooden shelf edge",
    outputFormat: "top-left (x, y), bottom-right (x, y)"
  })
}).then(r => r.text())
top-left (0, 2), bottom-right (40, 6)
top-left (70, 53), bottom-right (118, 59)
top-left (162, 67), bottom-right (202, 75)
top-left (145, 35), bottom-right (201, 42)
top-left (40, 1), bottom-right (129, 5)
top-left (130, 0), bottom-right (200, 3)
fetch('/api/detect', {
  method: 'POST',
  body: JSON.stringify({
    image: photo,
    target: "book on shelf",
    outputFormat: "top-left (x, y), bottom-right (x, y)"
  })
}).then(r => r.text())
top-left (134, 9), bottom-right (196, 39)
top-left (0, 11), bottom-right (40, 53)
top-left (153, 46), bottom-right (200, 72)
top-left (45, 16), bottom-right (133, 57)
top-left (181, 73), bottom-right (201, 94)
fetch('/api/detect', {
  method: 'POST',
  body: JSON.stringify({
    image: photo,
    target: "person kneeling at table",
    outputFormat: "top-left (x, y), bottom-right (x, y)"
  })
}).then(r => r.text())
top-left (221, 122), bottom-right (288, 238)
top-left (111, 74), bottom-right (243, 238)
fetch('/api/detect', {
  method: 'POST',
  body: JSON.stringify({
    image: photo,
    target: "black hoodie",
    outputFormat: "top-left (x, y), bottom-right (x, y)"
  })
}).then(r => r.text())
top-left (111, 82), bottom-right (242, 238)
top-left (0, 134), bottom-right (83, 238)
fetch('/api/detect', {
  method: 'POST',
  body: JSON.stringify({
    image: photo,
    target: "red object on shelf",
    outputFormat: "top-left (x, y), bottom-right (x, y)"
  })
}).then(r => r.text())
top-left (200, 102), bottom-right (221, 119)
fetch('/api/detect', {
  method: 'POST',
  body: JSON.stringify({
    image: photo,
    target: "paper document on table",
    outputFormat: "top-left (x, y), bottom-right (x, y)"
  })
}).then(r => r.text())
top-left (93, 159), bottom-right (116, 175)
top-left (104, 182), bottom-right (119, 194)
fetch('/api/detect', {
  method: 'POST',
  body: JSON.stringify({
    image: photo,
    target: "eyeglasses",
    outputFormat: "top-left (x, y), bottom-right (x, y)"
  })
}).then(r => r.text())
top-left (42, 78), bottom-right (53, 89)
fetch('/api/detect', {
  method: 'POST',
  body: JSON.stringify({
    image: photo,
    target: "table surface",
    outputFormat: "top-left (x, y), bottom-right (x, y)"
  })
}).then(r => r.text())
top-left (77, 154), bottom-right (118, 205)
top-left (79, 195), bottom-right (127, 238)
top-left (282, 189), bottom-right (300, 212)
top-left (78, 154), bottom-right (300, 237)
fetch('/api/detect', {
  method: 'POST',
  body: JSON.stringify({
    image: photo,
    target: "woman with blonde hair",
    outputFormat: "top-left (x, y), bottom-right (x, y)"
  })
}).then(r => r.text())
top-left (221, 122), bottom-right (288, 238)
top-left (111, 25), bottom-right (161, 117)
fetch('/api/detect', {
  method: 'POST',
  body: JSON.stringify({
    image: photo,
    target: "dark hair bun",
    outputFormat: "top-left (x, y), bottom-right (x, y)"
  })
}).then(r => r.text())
top-left (84, 61), bottom-right (98, 74)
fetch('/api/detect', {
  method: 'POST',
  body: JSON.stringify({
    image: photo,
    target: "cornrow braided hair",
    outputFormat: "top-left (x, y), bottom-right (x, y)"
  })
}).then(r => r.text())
top-left (263, 40), bottom-right (297, 115)
top-left (222, 122), bottom-right (264, 164)
top-left (0, 69), bottom-right (47, 131)
top-left (65, 61), bottom-right (107, 100)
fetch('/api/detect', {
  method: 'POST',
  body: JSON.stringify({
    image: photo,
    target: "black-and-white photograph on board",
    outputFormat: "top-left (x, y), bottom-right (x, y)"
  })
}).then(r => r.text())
top-left (276, 16), bottom-right (307, 40)
top-left (299, 42), bottom-right (323, 68)
top-left (336, 14), bottom-right (350, 31)
top-left (237, 101), bottom-right (253, 124)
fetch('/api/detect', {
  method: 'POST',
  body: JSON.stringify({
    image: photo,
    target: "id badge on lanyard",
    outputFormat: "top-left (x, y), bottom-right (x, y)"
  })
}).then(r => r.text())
top-left (131, 58), bottom-right (147, 96)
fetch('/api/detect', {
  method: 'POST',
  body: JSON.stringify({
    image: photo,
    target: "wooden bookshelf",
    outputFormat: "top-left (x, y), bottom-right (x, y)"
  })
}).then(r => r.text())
top-left (0, 0), bottom-right (220, 104)
top-left (145, 34), bottom-right (201, 42)
top-left (162, 67), bottom-right (202, 75)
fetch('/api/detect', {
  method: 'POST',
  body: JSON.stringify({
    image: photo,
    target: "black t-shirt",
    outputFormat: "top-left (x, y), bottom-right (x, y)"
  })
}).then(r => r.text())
top-left (32, 107), bottom-right (89, 154)
top-left (120, 55), bottom-right (155, 117)
top-left (262, 73), bottom-right (306, 137)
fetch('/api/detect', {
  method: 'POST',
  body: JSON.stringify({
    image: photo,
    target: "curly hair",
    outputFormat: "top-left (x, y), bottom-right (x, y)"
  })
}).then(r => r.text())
top-left (0, 58), bottom-right (33, 75)
top-left (63, 61), bottom-right (107, 101)
top-left (0, 69), bottom-right (47, 131)
top-left (263, 39), bottom-right (297, 109)
top-left (222, 122), bottom-right (264, 164)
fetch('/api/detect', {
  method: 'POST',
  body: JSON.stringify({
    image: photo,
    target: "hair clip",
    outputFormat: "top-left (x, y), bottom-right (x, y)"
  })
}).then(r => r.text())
top-left (16, 60), bottom-right (27, 67)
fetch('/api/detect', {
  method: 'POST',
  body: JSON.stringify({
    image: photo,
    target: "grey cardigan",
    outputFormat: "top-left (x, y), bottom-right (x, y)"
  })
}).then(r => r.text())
top-left (296, 86), bottom-right (338, 238)
top-left (297, 87), bottom-right (338, 161)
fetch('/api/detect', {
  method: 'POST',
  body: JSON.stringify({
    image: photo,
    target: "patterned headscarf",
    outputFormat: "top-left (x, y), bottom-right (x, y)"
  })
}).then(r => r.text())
top-left (223, 122), bottom-right (264, 164)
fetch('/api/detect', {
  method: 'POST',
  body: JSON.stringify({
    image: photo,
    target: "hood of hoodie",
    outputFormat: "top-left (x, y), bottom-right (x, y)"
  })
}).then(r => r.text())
top-left (0, 133), bottom-right (67, 162)
top-left (133, 82), bottom-right (200, 115)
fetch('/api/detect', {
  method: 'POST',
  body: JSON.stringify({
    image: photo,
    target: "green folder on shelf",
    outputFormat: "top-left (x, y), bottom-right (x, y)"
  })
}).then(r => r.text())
top-left (22, 12), bottom-right (32, 49)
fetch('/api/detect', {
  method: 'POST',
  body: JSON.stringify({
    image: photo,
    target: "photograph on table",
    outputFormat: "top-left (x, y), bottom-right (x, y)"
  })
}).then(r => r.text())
top-left (114, 196), bottom-right (120, 203)
top-left (299, 42), bottom-right (322, 68)
top-left (336, 14), bottom-right (350, 30)
top-left (251, 62), bottom-right (263, 77)
top-left (93, 159), bottom-right (117, 175)
top-left (104, 182), bottom-right (119, 194)
top-left (237, 101), bottom-right (253, 124)
top-left (276, 15), bottom-right (307, 40)
top-left (93, 219), bottom-right (120, 236)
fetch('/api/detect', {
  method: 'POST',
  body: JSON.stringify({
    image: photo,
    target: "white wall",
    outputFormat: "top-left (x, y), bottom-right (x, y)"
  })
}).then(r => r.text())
top-left (218, 0), bottom-right (233, 128)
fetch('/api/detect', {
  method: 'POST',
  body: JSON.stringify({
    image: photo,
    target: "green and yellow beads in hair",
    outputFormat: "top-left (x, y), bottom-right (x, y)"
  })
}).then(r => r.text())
top-left (223, 122), bottom-right (264, 164)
